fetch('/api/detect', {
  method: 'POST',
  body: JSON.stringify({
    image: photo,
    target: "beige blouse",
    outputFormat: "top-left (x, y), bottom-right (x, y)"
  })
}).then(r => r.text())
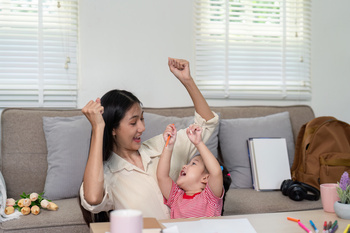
top-left (80, 111), bottom-right (219, 220)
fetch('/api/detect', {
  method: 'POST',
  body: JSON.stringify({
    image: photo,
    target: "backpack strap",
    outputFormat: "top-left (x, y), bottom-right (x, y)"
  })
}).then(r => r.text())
top-left (291, 123), bottom-right (306, 179)
top-left (320, 156), bottom-right (350, 166)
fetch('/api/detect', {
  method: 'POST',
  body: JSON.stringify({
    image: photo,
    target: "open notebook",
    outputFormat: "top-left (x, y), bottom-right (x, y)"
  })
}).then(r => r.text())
top-left (162, 218), bottom-right (257, 233)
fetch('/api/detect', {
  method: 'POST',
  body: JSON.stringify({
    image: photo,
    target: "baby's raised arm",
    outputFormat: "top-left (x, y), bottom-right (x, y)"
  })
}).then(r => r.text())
top-left (187, 124), bottom-right (223, 198)
top-left (157, 124), bottom-right (177, 200)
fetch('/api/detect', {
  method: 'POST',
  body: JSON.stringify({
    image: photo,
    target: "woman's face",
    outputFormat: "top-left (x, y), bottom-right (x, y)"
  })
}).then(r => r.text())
top-left (112, 103), bottom-right (145, 153)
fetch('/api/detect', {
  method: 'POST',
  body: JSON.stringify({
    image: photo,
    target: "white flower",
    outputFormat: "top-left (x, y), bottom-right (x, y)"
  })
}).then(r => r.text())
top-left (30, 192), bottom-right (39, 202)
top-left (40, 199), bottom-right (49, 209)
top-left (6, 198), bottom-right (15, 207)
top-left (23, 198), bottom-right (32, 207)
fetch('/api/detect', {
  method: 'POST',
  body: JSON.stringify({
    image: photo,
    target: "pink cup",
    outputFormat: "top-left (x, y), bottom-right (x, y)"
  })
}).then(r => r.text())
top-left (110, 209), bottom-right (143, 233)
top-left (320, 183), bottom-right (340, 213)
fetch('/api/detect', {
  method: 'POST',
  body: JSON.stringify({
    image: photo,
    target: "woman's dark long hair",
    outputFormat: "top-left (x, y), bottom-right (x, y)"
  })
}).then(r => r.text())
top-left (100, 89), bottom-right (142, 161)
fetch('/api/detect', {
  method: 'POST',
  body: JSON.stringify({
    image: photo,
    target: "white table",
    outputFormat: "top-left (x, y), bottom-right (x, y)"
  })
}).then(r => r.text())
top-left (90, 209), bottom-right (350, 233)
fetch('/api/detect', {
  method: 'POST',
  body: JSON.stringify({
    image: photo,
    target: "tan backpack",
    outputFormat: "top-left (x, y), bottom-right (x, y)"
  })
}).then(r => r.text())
top-left (291, 116), bottom-right (350, 191)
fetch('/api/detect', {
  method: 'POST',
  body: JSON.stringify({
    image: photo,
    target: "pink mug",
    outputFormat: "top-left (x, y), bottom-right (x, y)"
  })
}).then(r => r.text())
top-left (110, 209), bottom-right (143, 233)
top-left (320, 183), bottom-right (340, 212)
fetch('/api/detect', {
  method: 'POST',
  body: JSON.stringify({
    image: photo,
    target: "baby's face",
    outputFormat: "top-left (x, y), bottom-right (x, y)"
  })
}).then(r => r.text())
top-left (176, 155), bottom-right (207, 190)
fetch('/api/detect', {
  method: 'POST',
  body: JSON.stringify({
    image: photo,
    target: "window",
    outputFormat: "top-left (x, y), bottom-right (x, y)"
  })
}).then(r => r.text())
top-left (194, 0), bottom-right (311, 100)
top-left (0, 0), bottom-right (78, 108)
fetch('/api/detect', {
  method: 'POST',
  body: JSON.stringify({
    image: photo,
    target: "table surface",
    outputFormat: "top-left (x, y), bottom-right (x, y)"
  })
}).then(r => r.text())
top-left (90, 209), bottom-right (350, 233)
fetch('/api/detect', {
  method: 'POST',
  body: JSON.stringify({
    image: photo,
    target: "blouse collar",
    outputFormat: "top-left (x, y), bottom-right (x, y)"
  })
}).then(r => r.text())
top-left (106, 144), bottom-right (158, 174)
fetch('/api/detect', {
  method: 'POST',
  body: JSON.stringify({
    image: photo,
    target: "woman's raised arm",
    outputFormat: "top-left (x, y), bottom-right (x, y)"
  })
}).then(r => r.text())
top-left (81, 98), bottom-right (105, 205)
top-left (168, 58), bottom-right (214, 121)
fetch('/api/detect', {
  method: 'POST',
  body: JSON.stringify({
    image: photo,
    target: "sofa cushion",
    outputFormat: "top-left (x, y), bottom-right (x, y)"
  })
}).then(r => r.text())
top-left (142, 112), bottom-right (220, 158)
top-left (43, 115), bottom-right (91, 200)
top-left (223, 189), bottom-right (322, 215)
top-left (219, 112), bottom-right (295, 189)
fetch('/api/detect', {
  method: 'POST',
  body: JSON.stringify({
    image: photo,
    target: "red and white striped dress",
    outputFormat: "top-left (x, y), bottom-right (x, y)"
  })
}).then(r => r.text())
top-left (164, 181), bottom-right (223, 219)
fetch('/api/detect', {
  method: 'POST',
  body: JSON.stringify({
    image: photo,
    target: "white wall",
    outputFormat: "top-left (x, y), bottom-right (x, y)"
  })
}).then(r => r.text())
top-left (78, 0), bottom-right (350, 123)
top-left (78, 0), bottom-right (195, 108)
top-left (311, 0), bottom-right (350, 122)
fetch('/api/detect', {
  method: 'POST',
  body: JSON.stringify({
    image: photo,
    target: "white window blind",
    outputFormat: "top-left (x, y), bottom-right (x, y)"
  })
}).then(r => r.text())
top-left (0, 0), bottom-right (78, 108)
top-left (194, 0), bottom-right (311, 100)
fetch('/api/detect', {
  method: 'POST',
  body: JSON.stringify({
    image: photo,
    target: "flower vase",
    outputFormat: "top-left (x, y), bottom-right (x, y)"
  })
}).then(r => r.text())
top-left (334, 201), bottom-right (350, 219)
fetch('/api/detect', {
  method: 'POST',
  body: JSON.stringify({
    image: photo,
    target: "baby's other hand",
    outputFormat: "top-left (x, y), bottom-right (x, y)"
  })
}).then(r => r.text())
top-left (186, 124), bottom-right (202, 145)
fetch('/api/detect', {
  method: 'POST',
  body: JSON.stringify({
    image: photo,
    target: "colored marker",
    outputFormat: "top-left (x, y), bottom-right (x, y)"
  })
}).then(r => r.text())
top-left (330, 224), bottom-right (338, 233)
top-left (345, 224), bottom-right (350, 233)
top-left (328, 221), bottom-right (333, 230)
top-left (287, 216), bottom-right (300, 222)
top-left (310, 220), bottom-right (319, 233)
top-left (165, 124), bottom-right (175, 147)
top-left (298, 221), bottom-right (312, 233)
top-left (324, 221), bottom-right (327, 233)
top-left (329, 220), bottom-right (338, 232)
top-left (325, 221), bottom-right (332, 233)
top-left (165, 135), bottom-right (171, 147)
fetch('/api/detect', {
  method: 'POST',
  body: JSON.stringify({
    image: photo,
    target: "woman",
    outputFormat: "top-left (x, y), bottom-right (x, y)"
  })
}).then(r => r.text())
top-left (79, 57), bottom-right (219, 220)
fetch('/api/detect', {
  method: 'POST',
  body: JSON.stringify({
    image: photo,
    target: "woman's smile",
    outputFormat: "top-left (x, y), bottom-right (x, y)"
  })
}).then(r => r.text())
top-left (133, 136), bottom-right (141, 143)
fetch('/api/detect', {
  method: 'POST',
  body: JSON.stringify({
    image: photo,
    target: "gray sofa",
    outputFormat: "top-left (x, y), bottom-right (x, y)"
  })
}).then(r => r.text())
top-left (0, 105), bottom-right (322, 232)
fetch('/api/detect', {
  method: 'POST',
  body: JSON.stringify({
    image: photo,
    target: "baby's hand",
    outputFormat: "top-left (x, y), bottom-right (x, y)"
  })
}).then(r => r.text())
top-left (163, 124), bottom-right (177, 148)
top-left (186, 124), bottom-right (202, 146)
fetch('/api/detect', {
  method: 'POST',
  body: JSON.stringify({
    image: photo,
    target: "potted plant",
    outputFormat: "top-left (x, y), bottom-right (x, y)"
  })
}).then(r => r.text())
top-left (334, 171), bottom-right (350, 219)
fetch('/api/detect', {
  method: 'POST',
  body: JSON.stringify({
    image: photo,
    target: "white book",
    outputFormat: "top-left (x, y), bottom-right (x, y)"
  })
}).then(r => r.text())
top-left (247, 138), bottom-right (291, 191)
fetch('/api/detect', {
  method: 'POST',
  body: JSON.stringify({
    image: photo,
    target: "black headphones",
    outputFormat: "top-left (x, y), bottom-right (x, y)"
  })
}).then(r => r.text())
top-left (280, 179), bottom-right (320, 201)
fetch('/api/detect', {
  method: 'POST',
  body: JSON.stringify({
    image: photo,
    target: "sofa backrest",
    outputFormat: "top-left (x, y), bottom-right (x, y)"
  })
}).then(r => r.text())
top-left (0, 105), bottom-right (314, 198)
top-left (143, 105), bottom-right (315, 142)
top-left (1, 108), bottom-right (83, 198)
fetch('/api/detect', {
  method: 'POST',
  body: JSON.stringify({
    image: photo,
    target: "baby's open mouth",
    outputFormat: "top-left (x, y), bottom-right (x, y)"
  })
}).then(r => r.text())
top-left (180, 171), bottom-right (186, 176)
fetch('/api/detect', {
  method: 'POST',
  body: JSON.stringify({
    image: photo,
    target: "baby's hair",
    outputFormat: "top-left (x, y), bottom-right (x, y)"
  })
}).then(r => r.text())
top-left (219, 160), bottom-right (232, 216)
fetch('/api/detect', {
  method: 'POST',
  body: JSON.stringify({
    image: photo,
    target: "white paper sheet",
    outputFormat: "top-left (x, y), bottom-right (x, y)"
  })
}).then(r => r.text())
top-left (162, 218), bottom-right (257, 233)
